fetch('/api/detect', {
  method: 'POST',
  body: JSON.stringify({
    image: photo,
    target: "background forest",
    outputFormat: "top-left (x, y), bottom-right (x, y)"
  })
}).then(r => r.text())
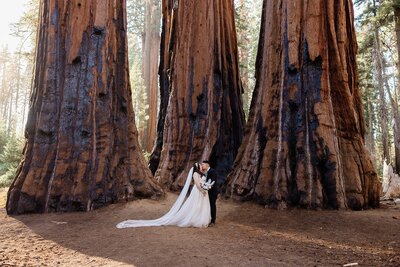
top-left (0, 0), bottom-right (398, 190)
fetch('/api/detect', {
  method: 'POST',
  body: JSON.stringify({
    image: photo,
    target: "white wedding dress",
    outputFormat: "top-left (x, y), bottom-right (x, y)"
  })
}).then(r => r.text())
top-left (116, 167), bottom-right (211, 228)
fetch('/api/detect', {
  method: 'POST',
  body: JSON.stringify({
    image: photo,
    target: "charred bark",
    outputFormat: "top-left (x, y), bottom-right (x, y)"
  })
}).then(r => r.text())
top-left (227, 0), bottom-right (381, 210)
top-left (149, 0), bottom-right (245, 189)
top-left (7, 0), bottom-right (163, 215)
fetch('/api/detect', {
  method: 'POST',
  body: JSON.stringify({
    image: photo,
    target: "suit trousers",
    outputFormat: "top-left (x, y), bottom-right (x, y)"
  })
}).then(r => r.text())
top-left (208, 191), bottom-right (218, 223)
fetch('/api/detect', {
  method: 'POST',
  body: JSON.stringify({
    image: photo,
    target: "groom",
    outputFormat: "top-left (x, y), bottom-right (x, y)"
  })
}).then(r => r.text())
top-left (201, 161), bottom-right (219, 226)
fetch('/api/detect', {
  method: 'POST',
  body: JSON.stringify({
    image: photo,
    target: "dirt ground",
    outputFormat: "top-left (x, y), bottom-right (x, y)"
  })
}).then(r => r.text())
top-left (0, 191), bottom-right (399, 267)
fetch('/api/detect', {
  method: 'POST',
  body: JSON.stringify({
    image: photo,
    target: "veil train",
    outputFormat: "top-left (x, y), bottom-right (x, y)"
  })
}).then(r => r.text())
top-left (116, 167), bottom-right (194, 228)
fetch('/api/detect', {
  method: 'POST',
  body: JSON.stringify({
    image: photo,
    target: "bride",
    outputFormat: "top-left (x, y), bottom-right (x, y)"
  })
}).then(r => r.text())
top-left (116, 163), bottom-right (212, 228)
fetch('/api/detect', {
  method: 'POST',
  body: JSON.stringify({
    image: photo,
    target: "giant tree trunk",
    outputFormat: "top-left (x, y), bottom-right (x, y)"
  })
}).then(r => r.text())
top-left (7, 0), bottom-right (163, 215)
top-left (141, 0), bottom-right (160, 153)
top-left (227, 0), bottom-right (381, 210)
top-left (149, 0), bottom-right (245, 189)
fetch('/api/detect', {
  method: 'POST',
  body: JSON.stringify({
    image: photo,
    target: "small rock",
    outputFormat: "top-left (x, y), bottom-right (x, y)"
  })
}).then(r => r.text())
top-left (394, 198), bottom-right (400, 205)
top-left (51, 221), bottom-right (68, 225)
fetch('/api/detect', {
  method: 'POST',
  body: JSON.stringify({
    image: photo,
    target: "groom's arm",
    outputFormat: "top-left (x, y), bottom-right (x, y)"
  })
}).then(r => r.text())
top-left (210, 169), bottom-right (225, 190)
top-left (209, 169), bottom-right (220, 188)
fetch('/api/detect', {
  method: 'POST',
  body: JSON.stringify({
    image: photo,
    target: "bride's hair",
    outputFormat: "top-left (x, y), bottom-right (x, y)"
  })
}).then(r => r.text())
top-left (192, 162), bottom-right (202, 174)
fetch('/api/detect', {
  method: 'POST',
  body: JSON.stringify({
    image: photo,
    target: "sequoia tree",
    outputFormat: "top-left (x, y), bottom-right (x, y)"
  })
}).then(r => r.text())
top-left (149, 0), bottom-right (245, 189)
top-left (227, 0), bottom-right (381, 210)
top-left (7, 0), bottom-right (163, 215)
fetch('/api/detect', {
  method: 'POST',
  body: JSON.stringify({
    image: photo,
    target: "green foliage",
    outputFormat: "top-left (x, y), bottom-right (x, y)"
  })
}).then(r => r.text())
top-left (1, 0), bottom-right (38, 138)
top-left (0, 131), bottom-right (23, 188)
top-left (142, 150), bottom-right (151, 163)
top-left (127, 0), bottom-right (161, 153)
top-left (0, 122), bottom-right (7, 153)
top-left (130, 53), bottom-right (149, 150)
top-left (234, 0), bottom-right (262, 119)
top-left (355, 0), bottom-right (400, 176)
top-left (0, 169), bottom-right (17, 188)
top-left (127, 0), bottom-right (146, 37)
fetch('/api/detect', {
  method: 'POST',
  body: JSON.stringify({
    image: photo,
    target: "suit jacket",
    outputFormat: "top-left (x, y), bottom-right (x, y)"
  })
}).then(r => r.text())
top-left (206, 168), bottom-right (219, 196)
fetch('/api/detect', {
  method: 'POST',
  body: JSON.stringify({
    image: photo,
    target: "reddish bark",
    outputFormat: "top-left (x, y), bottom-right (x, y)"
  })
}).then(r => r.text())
top-left (227, 0), bottom-right (381, 210)
top-left (7, 0), bottom-right (163, 214)
top-left (149, 0), bottom-right (245, 189)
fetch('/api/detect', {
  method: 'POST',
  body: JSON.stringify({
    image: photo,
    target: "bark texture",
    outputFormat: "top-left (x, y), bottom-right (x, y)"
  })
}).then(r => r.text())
top-left (7, 0), bottom-right (163, 215)
top-left (149, 0), bottom-right (245, 189)
top-left (227, 0), bottom-right (381, 210)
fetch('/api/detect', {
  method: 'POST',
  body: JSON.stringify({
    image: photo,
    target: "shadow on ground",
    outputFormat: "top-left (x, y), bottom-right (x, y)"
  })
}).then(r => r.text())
top-left (1, 193), bottom-right (400, 266)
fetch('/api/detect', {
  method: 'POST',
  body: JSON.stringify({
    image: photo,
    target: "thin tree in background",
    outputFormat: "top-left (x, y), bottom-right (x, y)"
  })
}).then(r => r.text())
top-left (7, 0), bottom-right (162, 215)
top-left (355, 0), bottom-right (400, 198)
top-left (235, 0), bottom-right (262, 118)
top-left (372, 0), bottom-right (390, 164)
top-left (392, 0), bottom-right (400, 173)
top-left (126, 0), bottom-right (160, 153)
top-left (10, 0), bottom-right (40, 133)
top-left (0, 47), bottom-right (11, 129)
top-left (357, 35), bottom-right (377, 163)
top-left (142, 0), bottom-right (160, 152)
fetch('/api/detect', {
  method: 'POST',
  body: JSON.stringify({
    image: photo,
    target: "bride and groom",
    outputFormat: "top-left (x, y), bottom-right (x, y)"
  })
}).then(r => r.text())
top-left (116, 161), bottom-right (219, 228)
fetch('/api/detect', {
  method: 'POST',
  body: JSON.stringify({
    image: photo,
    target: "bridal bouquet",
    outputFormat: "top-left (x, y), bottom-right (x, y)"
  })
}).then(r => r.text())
top-left (200, 179), bottom-right (215, 191)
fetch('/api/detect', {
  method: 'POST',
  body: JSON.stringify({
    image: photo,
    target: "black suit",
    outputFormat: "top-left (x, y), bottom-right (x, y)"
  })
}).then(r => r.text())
top-left (206, 168), bottom-right (218, 224)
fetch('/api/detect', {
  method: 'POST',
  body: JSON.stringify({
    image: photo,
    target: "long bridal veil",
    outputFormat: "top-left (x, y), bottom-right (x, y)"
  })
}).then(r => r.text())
top-left (116, 167), bottom-right (194, 228)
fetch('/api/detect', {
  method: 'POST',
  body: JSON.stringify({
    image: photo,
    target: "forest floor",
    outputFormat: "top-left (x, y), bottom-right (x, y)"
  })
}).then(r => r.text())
top-left (0, 192), bottom-right (399, 267)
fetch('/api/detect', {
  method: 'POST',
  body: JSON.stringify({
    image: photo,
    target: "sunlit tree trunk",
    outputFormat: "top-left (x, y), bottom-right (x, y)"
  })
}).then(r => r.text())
top-left (393, 3), bottom-right (400, 174)
top-left (0, 50), bottom-right (6, 122)
top-left (141, 0), bottom-right (160, 152)
top-left (22, 62), bottom-right (33, 129)
top-left (227, 0), bottom-right (381, 210)
top-left (1, 56), bottom-right (8, 123)
top-left (7, 0), bottom-right (163, 215)
top-left (14, 51), bottom-right (22, 135)
top-left (149, 0), bottom-right (245, 189)
top-left (7, 79), bottom-right (13, 135)
top-left (364, 93), bottom-right (375, 160)
top-left (373, 27), bottom-right (390, 164)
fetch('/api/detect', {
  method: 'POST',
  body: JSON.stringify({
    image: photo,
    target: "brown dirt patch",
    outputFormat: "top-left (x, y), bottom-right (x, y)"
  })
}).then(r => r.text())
top-left (0, 193), bottom-right (399, 266)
